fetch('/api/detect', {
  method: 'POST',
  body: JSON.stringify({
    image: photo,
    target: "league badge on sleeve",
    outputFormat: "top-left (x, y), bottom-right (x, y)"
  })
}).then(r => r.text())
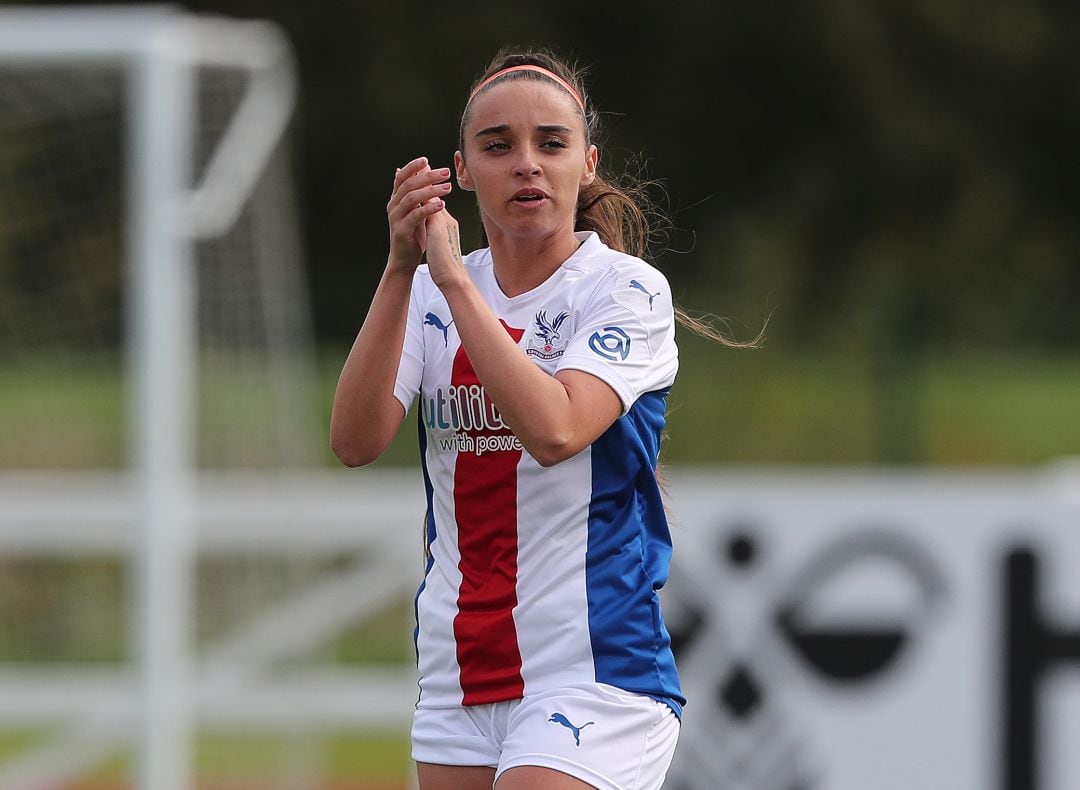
top-left (588, 326), bottom-right (631, 361)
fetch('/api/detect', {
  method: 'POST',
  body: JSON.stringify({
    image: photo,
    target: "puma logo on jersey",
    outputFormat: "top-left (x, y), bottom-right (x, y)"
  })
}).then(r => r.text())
top-left (548, 712), bottom-right (595, 746)
top-left (423, 312), bottom-right (453, 346)
top-left (629, 279), bottom-right (660, 310)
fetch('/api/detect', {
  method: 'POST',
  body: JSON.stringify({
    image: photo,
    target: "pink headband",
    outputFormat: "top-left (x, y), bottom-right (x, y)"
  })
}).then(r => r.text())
top-left (466, 65), bottom-right (586, 114)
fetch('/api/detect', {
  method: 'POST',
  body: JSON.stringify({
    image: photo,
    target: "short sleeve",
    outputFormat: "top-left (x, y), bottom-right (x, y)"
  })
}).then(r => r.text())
top-left (555, 265), bottom-right (678, 414)
top-left (392, 272), bottom-right (426, 414)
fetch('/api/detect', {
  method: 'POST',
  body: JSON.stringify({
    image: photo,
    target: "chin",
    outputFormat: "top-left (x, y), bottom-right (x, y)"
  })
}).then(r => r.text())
top-left (492, 216), bottom-right (560, 239)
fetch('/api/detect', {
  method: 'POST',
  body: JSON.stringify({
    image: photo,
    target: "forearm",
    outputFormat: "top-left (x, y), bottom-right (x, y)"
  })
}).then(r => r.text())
top-left (330, 264), bottom-right (413, 466)
top-left (440, 278), bottom-right (580, 464)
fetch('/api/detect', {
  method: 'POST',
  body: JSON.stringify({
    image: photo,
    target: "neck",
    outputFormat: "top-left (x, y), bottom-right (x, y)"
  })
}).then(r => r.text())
top-left (485, 222), bottom-right (581, 298)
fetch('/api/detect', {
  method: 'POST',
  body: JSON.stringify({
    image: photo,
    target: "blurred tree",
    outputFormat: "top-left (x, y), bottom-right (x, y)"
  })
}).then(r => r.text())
top-left (5, 0), bottom-right (1078, 350)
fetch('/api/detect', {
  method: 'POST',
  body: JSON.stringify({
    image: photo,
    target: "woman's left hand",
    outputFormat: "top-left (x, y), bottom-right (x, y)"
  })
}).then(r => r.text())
top-left (424, 203), bottom-right (468, 292)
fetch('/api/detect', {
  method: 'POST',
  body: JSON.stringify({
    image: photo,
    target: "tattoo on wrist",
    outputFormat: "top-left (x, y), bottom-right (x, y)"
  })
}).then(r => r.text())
top-left (448, 228), bottom-right (461, 263)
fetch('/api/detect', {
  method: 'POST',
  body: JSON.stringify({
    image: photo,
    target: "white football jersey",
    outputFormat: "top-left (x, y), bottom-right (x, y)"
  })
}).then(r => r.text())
top-left (394, 231), bottom-right (684, 715)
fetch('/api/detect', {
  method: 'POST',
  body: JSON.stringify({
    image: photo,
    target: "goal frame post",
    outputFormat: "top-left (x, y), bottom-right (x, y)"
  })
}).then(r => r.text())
top-left (0, 7), bottom-right (297, 789)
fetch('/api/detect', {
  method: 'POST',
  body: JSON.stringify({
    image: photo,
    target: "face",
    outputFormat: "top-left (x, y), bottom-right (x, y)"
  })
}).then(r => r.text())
top-left (455, 78), bottom-right (598, 243)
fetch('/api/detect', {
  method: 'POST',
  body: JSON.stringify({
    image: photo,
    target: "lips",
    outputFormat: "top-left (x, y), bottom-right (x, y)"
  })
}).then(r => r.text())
top-left (511, 187), bottom-right (549, 204)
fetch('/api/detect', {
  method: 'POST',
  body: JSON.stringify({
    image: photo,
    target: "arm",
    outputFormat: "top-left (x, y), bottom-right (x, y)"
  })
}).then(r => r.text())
top-left (329, 158), bottom-right (453, 467)
top-left (423, 211), bottom-right (622, 467)
top-left (329, 265), bottom-right (411, 467)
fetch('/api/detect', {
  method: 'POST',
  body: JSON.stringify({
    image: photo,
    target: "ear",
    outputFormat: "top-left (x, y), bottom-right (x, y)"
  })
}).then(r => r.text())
top-left (454, 150), bottom-right (474, 192)
top-left (581, 144), bottom-right (598, 186)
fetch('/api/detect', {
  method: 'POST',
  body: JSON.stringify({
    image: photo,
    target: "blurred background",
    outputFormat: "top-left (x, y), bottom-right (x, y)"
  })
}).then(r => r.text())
top-left (1, 1), bottom-right (1078, 789)
top-left (189, 0), bottom-right (1080, 468)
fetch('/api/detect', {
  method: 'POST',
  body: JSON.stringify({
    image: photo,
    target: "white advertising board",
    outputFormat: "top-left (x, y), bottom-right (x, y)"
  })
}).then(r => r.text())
top-left (664, 468), bottom-right (1080, 790)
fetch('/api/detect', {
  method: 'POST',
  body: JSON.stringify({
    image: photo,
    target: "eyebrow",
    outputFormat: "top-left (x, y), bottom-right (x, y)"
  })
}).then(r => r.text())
top-left (474, 124), bottom-right (575, 138)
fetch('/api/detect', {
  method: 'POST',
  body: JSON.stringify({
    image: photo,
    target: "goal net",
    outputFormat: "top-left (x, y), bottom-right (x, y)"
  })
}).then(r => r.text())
top-left (0, 8), bottom-right (418, 789)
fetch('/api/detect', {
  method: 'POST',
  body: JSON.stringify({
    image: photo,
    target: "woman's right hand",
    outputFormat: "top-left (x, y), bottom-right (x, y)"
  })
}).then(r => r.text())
top-left (387, 157), bottom-right (453, 271)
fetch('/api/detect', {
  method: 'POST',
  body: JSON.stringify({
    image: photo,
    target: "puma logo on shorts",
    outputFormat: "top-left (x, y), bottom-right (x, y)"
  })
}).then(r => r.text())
top-left (547, 712), bottom-right (595, 746)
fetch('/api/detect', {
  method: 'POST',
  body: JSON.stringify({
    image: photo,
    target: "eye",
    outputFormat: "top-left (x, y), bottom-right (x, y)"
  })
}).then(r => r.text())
top-left (482, 140), bottom-right (509, 152)
top-left (542, 138), bottom-right (568, 149)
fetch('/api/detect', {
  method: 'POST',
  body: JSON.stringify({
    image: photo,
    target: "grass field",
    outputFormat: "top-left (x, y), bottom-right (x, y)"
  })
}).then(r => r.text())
top-left (667, 340), bottom-right (1080, 466)
top-left (0, 730), bottom-right (412, 788)
top-left (2, 345), bottom-right (1077, 470)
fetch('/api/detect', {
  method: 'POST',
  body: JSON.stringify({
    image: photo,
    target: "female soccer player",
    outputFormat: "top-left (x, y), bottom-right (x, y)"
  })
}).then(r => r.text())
top-left (332, 49), bottom-right (689, 790)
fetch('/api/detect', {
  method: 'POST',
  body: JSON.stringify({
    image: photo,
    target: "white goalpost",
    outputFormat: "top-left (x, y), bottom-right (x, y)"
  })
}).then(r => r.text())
top-left (0, 6), bottom-right (420, 790)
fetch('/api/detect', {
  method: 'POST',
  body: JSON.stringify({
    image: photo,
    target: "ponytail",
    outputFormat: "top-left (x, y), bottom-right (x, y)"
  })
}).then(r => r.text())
top-left (463, 48), bottom-right (764, 349)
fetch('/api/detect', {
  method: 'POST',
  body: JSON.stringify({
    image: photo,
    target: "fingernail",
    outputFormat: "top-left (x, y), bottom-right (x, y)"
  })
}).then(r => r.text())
top-left (438, 168), bottom-right (450, 176)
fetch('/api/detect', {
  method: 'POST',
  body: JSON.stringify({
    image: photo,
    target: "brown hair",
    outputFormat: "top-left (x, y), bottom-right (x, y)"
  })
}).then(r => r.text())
top-left (461, 48), bottom-right (764, 349)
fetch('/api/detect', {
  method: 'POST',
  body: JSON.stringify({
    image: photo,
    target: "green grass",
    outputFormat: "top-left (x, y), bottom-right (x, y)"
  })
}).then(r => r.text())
top-left (318, 596), bottom-right (415, 665)
top-left (921, 353), bottom-right (1080, 464)
top-left (0, 731), bottom-right (39, 760)
top-left (0, 354), bottom-right (125, 468)
top-left (0, 557), bottom-right (417, 665)
top-left (0, 559), bottom-right (126, 662)
top-left (663, 338), bottom-right (1080, 466)
top-left (2, 345), bottom-right (1079, 469)
top-left (667, 338), bottom-right (881, 464)
top-left (1, 730), bottom-right (412, 785)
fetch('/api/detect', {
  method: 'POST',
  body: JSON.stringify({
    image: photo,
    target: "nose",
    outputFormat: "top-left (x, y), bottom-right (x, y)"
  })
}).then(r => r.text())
top-left (512, 145), bottom-right (542, 177)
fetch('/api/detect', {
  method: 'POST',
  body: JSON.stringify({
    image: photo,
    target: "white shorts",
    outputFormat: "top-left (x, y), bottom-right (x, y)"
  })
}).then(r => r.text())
top-left (411, 683), bottom-right (680, 790)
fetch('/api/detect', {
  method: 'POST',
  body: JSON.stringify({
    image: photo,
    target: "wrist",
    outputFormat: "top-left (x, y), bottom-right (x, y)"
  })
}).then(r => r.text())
top-left (386, 252), bottom-right (420, 276)
top-left (433, 269), bottom-right (472, 298)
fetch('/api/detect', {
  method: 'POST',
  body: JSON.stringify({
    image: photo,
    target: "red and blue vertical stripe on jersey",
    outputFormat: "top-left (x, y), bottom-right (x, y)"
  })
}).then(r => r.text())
top-left (451, 322), bottom-right (527, 705)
